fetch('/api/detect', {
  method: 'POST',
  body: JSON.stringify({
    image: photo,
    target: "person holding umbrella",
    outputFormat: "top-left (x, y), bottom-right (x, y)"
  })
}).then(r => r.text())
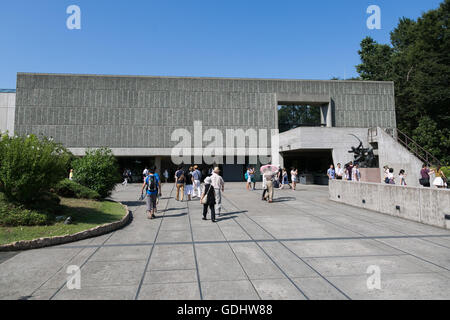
top-left (260, 164), bottom-right (278, 203)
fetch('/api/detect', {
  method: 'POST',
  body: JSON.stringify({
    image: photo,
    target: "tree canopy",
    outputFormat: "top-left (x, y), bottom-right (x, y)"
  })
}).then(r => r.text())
top-left (356, 0), bottom-right (450, 164)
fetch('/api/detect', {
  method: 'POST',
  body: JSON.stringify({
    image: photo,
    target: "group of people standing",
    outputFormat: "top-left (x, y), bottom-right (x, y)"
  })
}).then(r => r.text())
top-left (327, 162), bottom-right (361, 181)
top-left (139, 165), bottom-right (225, 222)
top-left (382, 166), bottom-right (407, 186)
top-left (247, 167), bottom-right (300, 192)
top-left (174, 165), bottom-right (225, 223)
top-left (419, 164), bottom-right (447, 188)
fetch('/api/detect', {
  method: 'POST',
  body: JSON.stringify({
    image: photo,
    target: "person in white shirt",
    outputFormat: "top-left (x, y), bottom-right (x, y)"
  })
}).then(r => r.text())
top-left (210, 167), bottom-right (225, 216)
top-left (290, 168), bottom-right (298, 190)
top-left (192, 165), bottom-right (202, 198)
top-left (335, 163), bottom-right (344, 180)
top-left (352, 164), bottom-right (361, 182)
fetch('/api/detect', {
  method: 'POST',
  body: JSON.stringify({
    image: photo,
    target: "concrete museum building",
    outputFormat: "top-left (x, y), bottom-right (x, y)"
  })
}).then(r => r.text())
top-left (0, 73), bottom-right (429, 185)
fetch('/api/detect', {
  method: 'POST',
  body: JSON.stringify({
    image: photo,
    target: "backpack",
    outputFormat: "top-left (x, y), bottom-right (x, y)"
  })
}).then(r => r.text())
top-left (146, 175), bottom-right (157, 192)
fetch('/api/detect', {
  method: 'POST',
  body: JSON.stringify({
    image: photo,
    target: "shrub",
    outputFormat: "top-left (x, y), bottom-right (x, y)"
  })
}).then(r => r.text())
top-left (0, 193), bottom-right (54, 226)
top-left (0, 134), bottom-right (72, 204)
top-left (441, 167), bottom-right (450, 179)
top-left (72, 148), bottom-right (121, 198)
top-left (55, 179), bottom-right (100, 200)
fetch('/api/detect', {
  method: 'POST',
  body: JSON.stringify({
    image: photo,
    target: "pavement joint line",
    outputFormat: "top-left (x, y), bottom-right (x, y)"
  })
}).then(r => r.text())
top-left (213, 206), bottom-right (263, 300)
top-left (295, 202), bottom-right (450, 273)
top-left (420, 238), bottom-right (450, 250)
top-left (307, 204), bottom-right (450, 251)
top-left (57, 234), bottom-right (450, 249)
top-left (148, 268), bottom-right (197, 272)
top-left (263, 191), bottom-right (450, 274)
top-left (230, 216), bottom-right (310, 300)
top-left (295, 191), bottom-right (450, 238)
top-left (134, 184), bottom-right (174, 300)
top-left (219, 200), bottom-right (310, 299)
top-left (223, 194), bottom-right (352, 300)
top-left (186, 198), bottom-right (204, 300)
top-left (48, 229), bottom-right (116, 300)
top-left (27, 245), bottom-right (89, 299)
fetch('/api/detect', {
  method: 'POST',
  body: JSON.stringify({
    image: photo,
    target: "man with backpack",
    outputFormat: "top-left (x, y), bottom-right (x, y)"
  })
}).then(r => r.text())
top-left (141, 167), bottom-right (160, 219)
top-left (175, 166), bottom-right (185, 201)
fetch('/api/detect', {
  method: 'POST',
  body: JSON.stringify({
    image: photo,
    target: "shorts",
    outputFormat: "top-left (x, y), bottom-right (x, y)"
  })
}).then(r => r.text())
top-left (146, 193), bottom-right (157, 211)
top-left (292, 176), bottom-right (298, 183)
top-left (185, 184), bottom-right (194, 195)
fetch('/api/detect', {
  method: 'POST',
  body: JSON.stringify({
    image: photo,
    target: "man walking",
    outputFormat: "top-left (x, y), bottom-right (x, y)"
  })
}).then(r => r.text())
top-left (141, 167), bottom-right (160, 220)
top-left (175, 166), bottom-right (185, 201)
top-left (210, 167), bottom-right (225, 217)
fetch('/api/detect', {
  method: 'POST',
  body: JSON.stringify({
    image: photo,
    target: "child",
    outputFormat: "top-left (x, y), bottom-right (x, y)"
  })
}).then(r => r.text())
top-left (399, 170), bottom-right (407, 186)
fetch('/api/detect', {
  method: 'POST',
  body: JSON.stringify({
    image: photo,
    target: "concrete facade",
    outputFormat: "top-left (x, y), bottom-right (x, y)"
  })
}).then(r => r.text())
top-left (14, 73), bottom-right (396, 155)
top-left (0, 91), bottom-right (16, 135)
top-left (329, 180), bottom-right (450, 230)
top-left (278, 127), bottom-right (371, 169)
top-left (375, 128), bottom-right (423, 187)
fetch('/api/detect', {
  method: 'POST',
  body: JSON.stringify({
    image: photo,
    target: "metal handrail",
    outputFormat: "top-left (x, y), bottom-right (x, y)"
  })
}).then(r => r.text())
top-left (368, 127), bottom-right (442, 167)
top-left (395, 128), bottom-right (442, 167)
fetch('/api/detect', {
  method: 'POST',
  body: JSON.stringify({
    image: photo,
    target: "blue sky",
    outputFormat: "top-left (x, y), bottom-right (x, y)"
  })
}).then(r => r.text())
top-left (0, 0), bottom-right (443, 88)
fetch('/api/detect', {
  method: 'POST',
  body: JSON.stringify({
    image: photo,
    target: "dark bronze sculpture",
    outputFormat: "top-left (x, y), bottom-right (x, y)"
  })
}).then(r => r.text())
top-left (348, 134), bottom-right (377, 168)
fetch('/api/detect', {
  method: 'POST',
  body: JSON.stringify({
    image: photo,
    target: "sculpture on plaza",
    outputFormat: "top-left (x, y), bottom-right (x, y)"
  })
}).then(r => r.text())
top-left (348, 134), bottom-right (377, 168)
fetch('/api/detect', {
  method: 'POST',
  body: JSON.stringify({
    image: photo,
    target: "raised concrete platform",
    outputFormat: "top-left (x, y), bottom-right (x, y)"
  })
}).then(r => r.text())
top-left (1, 183), bottom-right (449, 300)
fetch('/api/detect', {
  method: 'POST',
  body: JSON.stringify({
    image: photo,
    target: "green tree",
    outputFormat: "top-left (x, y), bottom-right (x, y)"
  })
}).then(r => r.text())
top-left (356, 0), bottom-right (450, 164)
top-left (72, 148), bottom-right (121, 198)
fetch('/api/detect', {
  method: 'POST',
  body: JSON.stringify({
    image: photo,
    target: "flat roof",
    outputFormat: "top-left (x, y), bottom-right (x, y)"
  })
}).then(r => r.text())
top-left (17, 72), bottom-right (394, 84)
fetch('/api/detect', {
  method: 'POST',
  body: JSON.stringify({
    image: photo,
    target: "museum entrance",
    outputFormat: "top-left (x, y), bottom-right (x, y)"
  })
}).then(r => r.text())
top-left (282, 149), bottom-right (333, 185)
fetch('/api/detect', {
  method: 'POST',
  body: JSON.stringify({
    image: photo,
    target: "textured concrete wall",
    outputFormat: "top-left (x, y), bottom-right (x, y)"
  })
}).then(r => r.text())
top-left (377, 128), bottom-right (423, 187)
top-left (0, 92), bottom-right (15, 135)
top-left (329, 180), bottom-right (450, 229)
top-left (279, 127), bottom-right (370, 166)
top-left (15, 73), bottom-right (396, 153)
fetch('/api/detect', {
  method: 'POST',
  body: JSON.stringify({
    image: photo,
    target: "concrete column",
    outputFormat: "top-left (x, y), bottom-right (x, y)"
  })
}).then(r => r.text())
top-left (155, 156), bottom-right (162, 175)
top-left (320, 103), bottom-right (333, 128)
top-left (326, 103), bottom-right (333, 128)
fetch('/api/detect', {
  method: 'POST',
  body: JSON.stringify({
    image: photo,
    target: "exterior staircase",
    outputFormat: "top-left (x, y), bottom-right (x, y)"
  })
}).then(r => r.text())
top-left (368, 127), bottom-right (442, 167)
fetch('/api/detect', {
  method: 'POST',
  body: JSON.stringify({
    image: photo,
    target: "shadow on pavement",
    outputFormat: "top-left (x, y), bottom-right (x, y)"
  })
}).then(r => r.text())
top-left (272, 197), bottom-right (296, 203)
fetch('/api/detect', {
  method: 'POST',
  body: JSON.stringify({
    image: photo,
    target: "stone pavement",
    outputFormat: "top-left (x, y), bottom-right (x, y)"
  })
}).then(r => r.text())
top-left (1, 182), bottom-right (449, 300)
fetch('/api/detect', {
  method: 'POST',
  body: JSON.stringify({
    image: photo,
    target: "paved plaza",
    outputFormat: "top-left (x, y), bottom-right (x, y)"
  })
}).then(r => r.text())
top-left (1, 182), bottom-right (449, 300)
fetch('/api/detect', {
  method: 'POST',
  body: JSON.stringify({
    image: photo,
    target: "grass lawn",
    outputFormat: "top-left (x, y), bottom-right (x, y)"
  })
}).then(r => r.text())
top-left (0, 198), bottom-right (126, 246)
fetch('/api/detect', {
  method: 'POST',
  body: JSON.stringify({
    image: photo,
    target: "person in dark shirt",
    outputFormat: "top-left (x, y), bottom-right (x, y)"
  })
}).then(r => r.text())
top-left (184, 167), bottom-right (194, 201)
top-left (420, 164), bottom-right (434, 188)
top-left (346, 162), bottom-right (354, 181)
top-left (201, 177), bottom-right (216, 222)
top-left (175, 166), bottom-right (185, 201)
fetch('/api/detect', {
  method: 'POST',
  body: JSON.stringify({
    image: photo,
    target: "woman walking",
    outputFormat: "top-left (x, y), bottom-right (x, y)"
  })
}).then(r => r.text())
top-left (201, 177), bottom-right (216, 223)
top-left (290, 168), bottom-right (298, 190)
top-left (433, 166), bottom-right (447, 189)
top-left (279, 168), bottom-right (291, 190)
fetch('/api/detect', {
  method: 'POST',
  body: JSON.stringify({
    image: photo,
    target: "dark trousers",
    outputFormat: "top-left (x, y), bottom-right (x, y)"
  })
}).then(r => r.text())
top-left (203, 203), bottom-right (216, 221)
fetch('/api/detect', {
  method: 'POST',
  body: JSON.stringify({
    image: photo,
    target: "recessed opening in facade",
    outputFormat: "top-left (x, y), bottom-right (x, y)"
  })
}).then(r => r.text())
top-left (281, 149), bottom-right (333, 185)
top-left (278, 103), bottom-right (328, 133)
